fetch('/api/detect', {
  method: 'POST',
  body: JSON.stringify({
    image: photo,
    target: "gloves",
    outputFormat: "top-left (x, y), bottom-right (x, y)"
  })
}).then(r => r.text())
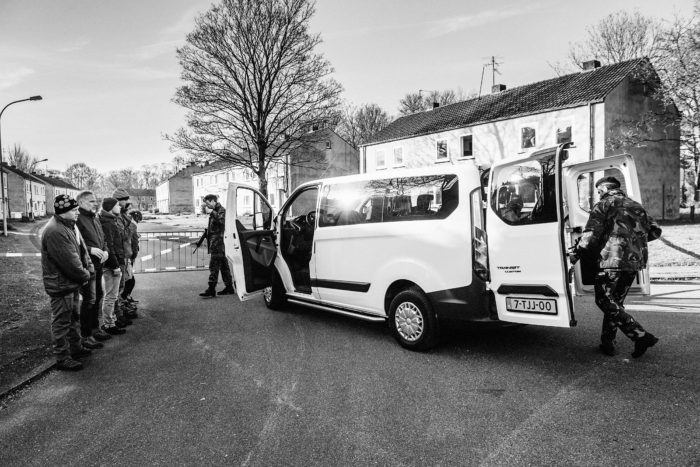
top-left (90, 247), bottom-right (109, 264)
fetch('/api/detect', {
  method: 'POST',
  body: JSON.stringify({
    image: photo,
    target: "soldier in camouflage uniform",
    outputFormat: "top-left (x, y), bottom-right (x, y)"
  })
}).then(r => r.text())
top-left (200, 194), bottom-right (234, 298)
top-left (570, 176), bottom-right (662, 358)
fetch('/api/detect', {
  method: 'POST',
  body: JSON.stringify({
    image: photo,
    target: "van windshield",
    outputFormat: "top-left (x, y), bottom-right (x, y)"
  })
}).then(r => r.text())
top-left (319, 174), bottom-right (458, 227)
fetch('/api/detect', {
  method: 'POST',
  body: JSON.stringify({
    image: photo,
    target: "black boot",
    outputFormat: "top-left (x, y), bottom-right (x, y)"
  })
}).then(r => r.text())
top-left (599, 342), bottom-right (617, 356)
top-left (632, 333), bottom-right (658, 358)
top-left (218, 286), bottom-right (235, 295)
top-left (199, 287), bottom-right (216, 298)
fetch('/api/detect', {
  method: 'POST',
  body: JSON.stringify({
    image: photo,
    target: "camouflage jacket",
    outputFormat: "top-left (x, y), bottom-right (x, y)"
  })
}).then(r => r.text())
top-left (207, 202), bottom-right (226, 255)
top-left (577, 189), bottom-right (661, 271)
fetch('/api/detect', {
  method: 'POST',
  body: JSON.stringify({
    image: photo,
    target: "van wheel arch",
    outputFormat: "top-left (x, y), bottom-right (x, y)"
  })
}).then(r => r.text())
top-left (386, 283), bottom-right (439, 351)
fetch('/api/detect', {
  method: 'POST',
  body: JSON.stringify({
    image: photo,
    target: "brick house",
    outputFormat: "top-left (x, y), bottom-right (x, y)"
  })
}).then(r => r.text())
top-left (30, 172), bottom-right (80, 215)
top-left (128, 188), bottom-right (156, 211)
top-left (362, 58), bottom-right (680, 219)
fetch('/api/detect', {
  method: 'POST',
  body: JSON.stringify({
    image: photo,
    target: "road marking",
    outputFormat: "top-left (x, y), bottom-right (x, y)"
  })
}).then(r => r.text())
top-left (3, 252), bottom-right (41, 257)
top-left (179, 243), bottom-right (191, 249)
top-left (165, 267), bottom-right (177, 270)
top-left (160, 248), bottom-right (172, 254)
top-left (144, 268), bottom-right (157, 272)
top-left (626, 304), bottom-right (700, 314)
top-left (140, 254), bottom-right (153, 261)
top-left (185, 266), bottom-right (197, 269)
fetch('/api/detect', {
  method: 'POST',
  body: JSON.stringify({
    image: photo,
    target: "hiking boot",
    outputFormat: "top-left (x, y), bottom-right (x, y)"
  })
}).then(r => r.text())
top-left (218, 286), bottom-right (235, 295)
top-left (199, 287), bottom-right (216, 298)
top-left (599, 342), bottom-right (617, 356)
top-left (116, 317), bottom-right (133, 327)
top-left (126, 296), bottom-right (139, 304)
top-left (632, 333), bottom-right (659, 358)
top-left (92, 329), bottom-right (112, 341)
top-left (71, 347), bottom-right (93, 359)
top-left (82, 337), bottom-right (104, 350)
top-left (102, 325), bottom-right (126, 335)
top-left (125, 309), bottom-right (139, 319)
top-left (56, 358), bottom-right (83, 371)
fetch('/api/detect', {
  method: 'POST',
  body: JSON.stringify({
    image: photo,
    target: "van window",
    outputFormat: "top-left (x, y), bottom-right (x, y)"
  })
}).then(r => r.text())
top-left (491, 154), bottom-right (557, 225)
top-left (576, 168), bottom-right (626, 212)
top-left (235, 186), bottom-right (272, 230)
top-left (319, 174), bottom-right (458, 227)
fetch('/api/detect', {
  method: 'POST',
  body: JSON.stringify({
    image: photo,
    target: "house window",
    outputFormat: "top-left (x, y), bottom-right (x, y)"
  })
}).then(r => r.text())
top-left (376, 150), bottom-right (386, 169)
top-left (556, 120), bottom-right (573, 144)
top-left (393, 147), bottom-right (404, 167)
top-left (325, 141), bottom-right (331, 149)
top-left (521, 125), bottom-right (536, 149)
top-left (436, 140), bottom-right (448, 161)
top-left (460, 135), bottom-right (473, 158)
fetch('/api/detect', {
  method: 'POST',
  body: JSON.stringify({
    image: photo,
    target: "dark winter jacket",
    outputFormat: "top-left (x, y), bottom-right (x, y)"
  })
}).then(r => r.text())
top-left (120, 212), bottom-right (133, 260)
top-left (129, 221), bottom-right (140, 261)
top-left (76, 207), bottom-right (106, 266)
top-left (99, 209), bottom-right (125, 269)
top-left (42, 215), bottom-right (92, 297)
top-left (207, 202), bottom-right (226, 255)
top-left (577, 189), bottom-right (662, 271)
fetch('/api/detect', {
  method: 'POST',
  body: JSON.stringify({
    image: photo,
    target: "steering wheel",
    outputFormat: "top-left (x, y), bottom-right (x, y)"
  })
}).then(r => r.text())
top-left (306, 210), bottom-right (316, 226)
top-left (289, 215), bottom-right (305, 232)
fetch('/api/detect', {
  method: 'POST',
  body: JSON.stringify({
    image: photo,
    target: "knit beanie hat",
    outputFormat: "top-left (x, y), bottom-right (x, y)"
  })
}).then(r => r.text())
top-left (112, 187), bottom-right (130, 200)
top-left (102, 197), bottom-right (118, 212)
top-left (54, 194), bottom-right (79, 214)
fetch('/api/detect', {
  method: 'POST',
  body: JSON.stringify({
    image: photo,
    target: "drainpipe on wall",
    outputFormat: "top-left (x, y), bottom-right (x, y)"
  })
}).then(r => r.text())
top-left (588, 103), bottom-right (595, 161)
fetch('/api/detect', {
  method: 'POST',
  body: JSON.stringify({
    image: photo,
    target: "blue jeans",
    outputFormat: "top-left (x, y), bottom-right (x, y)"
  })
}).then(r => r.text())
top-left (101, 268), bottom-right (122, 327)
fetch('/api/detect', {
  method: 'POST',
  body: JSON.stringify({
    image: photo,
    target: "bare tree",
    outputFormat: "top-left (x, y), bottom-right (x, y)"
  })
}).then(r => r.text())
top-left (167, 0), bottom-right (342, 196)
top-left (65, 162), bottom-right (102, 191)
top-left (336, 103), bottom-right (391, 148)
top-left (398, 88), bottom-right (473, 116)
top-left (655, 9), bottom-right (700, 202)
top-left (5, 144), bottom-right (40, 172)
top-left (104, 168), bottom-right (139, 192)
top-left (560, 10), bottom-right (664, 73)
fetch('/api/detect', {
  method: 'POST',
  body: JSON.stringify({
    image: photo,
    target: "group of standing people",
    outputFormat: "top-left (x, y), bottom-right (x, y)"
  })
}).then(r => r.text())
top-left (41, 188), bottom-right (142, 371)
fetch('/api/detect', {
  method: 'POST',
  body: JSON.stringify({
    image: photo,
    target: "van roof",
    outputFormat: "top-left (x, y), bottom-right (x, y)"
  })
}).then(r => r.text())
top-left (296, 162), bottom-right (481, 190)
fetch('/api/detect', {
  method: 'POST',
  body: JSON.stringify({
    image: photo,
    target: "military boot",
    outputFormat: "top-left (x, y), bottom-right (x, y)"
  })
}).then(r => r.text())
top-left (218, 286), bottom-right (235, 295)
top-left (632, 333), bottom-right (658, 358)
top-left (199, 287), bottom-right (216, 298)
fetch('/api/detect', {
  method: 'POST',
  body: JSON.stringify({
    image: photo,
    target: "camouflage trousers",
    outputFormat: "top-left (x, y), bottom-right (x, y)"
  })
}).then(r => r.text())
top-left (594, 270), bottom-right (646, 344)
top-left (208, 253), bottom-right (233, 289)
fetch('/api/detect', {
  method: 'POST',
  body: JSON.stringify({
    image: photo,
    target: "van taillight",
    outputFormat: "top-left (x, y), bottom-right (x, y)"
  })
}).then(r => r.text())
top-left (472, 226), bottom-right (489, 281)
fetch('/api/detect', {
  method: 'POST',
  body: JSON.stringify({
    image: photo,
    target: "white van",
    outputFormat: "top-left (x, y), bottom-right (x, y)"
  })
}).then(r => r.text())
top-left (224, 144), bottom-right (648, 350)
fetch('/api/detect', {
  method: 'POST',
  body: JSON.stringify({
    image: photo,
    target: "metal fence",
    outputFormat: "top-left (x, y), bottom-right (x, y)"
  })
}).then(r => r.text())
top-left (134, 230), bottom-right (210, 273)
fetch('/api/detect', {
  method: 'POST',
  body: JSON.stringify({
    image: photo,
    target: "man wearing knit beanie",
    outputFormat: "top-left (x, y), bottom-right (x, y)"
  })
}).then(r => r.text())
top-left (41, 195), bottom-right (94, 371)
top-left (98, 197), bottom-right (128, 335)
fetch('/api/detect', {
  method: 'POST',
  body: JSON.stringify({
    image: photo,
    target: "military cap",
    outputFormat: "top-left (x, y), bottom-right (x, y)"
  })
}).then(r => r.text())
top-left (595, 176), bottom-right (621, 189)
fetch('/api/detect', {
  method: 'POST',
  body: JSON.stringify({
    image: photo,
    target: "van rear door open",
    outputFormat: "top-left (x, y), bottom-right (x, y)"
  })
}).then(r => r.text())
top-left (563, 155), bottom-right (650, 296)
top-left (486, 146), bottom-right (575, 327)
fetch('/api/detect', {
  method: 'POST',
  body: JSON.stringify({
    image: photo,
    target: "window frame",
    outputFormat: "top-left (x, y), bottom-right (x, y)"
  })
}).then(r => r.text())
top-left (436, 139), bottom-right (449, 162)
top-left (393, 146), bottom-right (404, 167)
top-left (520, 124), bottom-right (538, 150)
top-left (459, 134), bottom-right (474, 159)
top-left (376, 150), bottom-right (386, 170)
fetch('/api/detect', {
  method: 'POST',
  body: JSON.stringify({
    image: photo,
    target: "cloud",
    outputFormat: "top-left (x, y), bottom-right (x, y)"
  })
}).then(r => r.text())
top-left (121, 39), bottom-right (182, 62)
top-left (427, 6), bottom-right (539, 38)
top-left (57, 38), bottom-right (90, 53)
top-left (161, 6), bottom-right (208, 37)
top-left (0, 67), bottom-right (35, 90)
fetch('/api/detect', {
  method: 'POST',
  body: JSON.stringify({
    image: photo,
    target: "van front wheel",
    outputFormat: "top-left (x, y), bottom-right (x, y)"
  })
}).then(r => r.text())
top-left (264, 268), bottom-right (287, 310)
top-left (389, 287), bottom-right (438, 351)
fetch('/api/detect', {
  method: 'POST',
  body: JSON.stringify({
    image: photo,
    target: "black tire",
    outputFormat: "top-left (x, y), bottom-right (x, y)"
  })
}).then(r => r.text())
top-left (388, 286), bottom-right (439, 351)
top-left (263, 267), bottom-right (287, 310)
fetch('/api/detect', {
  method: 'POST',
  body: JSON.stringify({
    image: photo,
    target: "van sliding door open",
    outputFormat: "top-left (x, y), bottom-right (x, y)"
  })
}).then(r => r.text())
top-left (486, 146), bottom-right (575, 327)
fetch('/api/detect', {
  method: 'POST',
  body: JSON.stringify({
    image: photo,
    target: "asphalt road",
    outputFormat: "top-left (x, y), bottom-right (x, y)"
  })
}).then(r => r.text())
top-left (0, 272), bottom-right (698, 466)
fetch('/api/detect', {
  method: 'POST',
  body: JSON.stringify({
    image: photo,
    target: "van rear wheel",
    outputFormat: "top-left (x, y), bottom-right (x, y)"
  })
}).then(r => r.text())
top-left (264, 268), bottom-right (287, 310)
top-left (389, 286), bottom-right (438, 351)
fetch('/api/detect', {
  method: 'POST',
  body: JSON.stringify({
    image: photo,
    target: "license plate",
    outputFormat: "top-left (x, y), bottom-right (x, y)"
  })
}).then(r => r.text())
top-left (506, 297), bottom-right (557, 314)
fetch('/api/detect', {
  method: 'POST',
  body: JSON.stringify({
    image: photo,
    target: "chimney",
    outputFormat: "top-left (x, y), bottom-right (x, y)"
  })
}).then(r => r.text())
top-left (432, 102), bottom-right (440, 109)
top-left (492, 84), bottom-right (506, 93)
top-left (583, 60), bottom-right (601, 71)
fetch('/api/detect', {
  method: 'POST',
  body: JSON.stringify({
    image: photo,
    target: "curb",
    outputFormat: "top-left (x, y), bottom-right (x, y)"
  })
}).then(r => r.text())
top-left (0, 360), bottom-right (55, 401)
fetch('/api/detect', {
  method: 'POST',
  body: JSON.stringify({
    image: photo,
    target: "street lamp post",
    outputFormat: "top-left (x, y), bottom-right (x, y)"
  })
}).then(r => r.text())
top-left (28, 158), bottom-right (48, 221)
top-left (0, 95), bottom-right (42, 236)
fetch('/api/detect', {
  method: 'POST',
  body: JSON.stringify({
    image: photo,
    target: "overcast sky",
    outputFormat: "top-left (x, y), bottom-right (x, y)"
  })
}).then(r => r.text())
top-left (0, 0), bottom-right (694, 173)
